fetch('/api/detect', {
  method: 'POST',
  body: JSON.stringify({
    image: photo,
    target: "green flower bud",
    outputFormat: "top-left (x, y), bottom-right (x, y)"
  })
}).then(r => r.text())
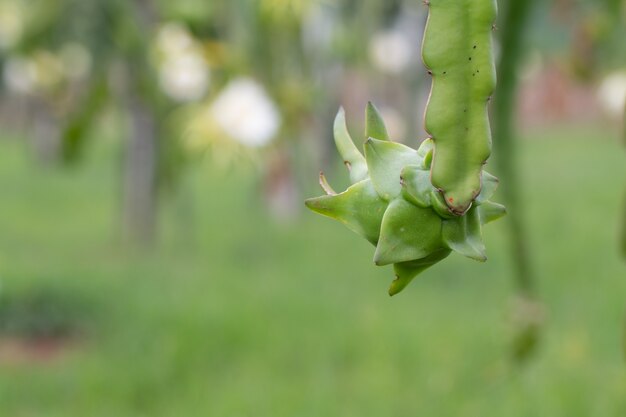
top-left (305, 105), bottom-right (505, 295)
top-left (306, 0), bottom-right (503, 295)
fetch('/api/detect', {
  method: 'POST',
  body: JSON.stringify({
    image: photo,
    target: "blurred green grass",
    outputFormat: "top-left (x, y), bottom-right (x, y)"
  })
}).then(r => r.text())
top-left (0, 129), bottom-right (625, 416)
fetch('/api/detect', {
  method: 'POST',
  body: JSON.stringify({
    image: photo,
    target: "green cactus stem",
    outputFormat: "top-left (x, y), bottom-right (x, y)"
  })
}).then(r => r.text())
top-left (423, 0), bottom-right (498, 215)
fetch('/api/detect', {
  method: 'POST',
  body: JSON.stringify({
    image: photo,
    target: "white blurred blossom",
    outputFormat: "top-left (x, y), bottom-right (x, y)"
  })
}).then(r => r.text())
top-left (597, 72), bottom-right (626, 117)
top-left (3, 50), bottom-right (65, 94)
top-left (3, 56), bottom-right (36, 93)
top-left (155, 22), bottom-right (209, 102)
top-left (369, 30), bottom-right (413, 75)
top-left (210, 78), bottom-right (281, 148)
top-left (159, 52), bottom-right (209, 102)
top-left (4, 45), bottom-right (90, 94)
top-left (158, 24), bottom-right (191, 53)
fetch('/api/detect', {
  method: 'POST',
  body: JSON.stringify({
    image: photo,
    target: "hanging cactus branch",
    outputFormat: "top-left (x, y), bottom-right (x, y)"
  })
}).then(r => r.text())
top-left (423, 0), bottom-right (498, 215)
top-left (306, 0), bottom-right (504, 296)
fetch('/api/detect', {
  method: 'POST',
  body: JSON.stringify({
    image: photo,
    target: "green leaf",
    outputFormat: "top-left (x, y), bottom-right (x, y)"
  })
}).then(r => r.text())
top-left (442, 206), bottom-right (486, 261)
top-left (476, 171), bottom-right (499, 204)
top-left (364, 138), bottom-right (421, 200)
top-left (305, 179), bottom-right (387, 245)
top-left (333, 107), bottom-right (368, 184)
top-left (390, 249), bottom-right (452, 296)
top-left (374, 199), bottom-right (443, 266)
top-left (365, 102), bottom-right (390, 141)
top-left (478, 201), bottom-right (506, 224)
top-left (400, 165), bottom-right (433, 208)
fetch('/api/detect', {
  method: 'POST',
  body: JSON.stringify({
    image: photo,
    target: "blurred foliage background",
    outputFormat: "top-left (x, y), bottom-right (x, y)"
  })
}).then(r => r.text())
top-left (0, 0), bottom-right (625, 415)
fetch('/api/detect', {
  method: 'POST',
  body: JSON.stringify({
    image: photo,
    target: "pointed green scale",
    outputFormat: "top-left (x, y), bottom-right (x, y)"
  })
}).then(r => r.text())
top-left (390, 249), bottom-right (452, 296)
top-left (423, 149), bottom-right (434, 170)
top-left (305, 179), bottom-right (388, 245)
top-left (400, 165), bottom-right (433, 208)
top-left (476, 171), bottom-right (499, 204)
top-left (364, 138), bottom-right (421, 201)
top-left (334, 107), bottom-right (368, 184)
top-left (374, 199), bottom-right (443, 266)
top-left (365, 102), bottom-right (390, 141)
top-left (442, 206), bottom-right (486, 261)
top-left (417, 138), bottom-right (435, 158)
top-left (478, 200), bottom-right (506, 224)
top-left (423, 0), bottom-right (498, 214)
top-left (417, 138), bottom-right (435, 169)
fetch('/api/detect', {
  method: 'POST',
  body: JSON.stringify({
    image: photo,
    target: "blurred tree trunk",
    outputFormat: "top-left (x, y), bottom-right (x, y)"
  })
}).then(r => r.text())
top-left (120, 0), bottom-right (160, 246)
top-left (30, 99), bottom-right (61, 165)
top-left (122, 89), bottom-right (158, 245)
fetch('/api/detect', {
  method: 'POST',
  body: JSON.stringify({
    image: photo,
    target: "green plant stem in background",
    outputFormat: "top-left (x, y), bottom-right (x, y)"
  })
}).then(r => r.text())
top-left (622, 188), bottom-right (626, 259)
top-left (620, 99), bottom-right (626, 259)
top-left (623, 308), bottom-right (626, 362)
top-left (492, 0), bottom-right (536, 296)
top-left (623, 97), bottom-right (626, 147)
top-left (622, 190), bottom-right (626, 262)
top-left (492, 0), bottom-right (543, 363)
top-left (622, 99), bottom-right (626, 259)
